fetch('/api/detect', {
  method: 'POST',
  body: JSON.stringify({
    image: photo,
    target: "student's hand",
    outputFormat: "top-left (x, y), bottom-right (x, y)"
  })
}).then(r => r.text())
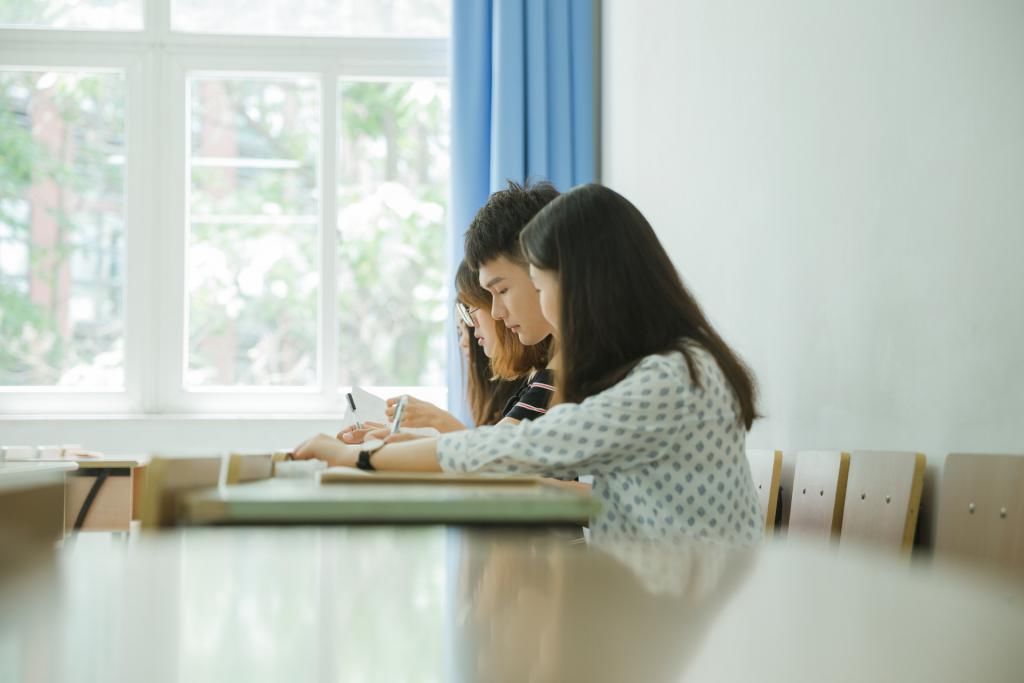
top-left (293, 434), bottom-right (357, 467)
top-left (385, 395), bottom-right (466, 433)
top-left (359, 428), bottom-right (429, 443)
top-left (364, 427), bottom-right (392, 441)
top-left (337, 421), bottom-right (386, 444)
top-left (383, 432), bottom-right (427, 445)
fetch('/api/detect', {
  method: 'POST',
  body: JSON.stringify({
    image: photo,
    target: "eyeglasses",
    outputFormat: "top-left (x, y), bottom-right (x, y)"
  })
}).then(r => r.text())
top-left (455, 302), bottom-right (479, 328)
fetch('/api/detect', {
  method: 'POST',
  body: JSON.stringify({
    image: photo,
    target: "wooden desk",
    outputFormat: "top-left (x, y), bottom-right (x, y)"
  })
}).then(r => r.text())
top-left (64, 456), bottom-right (149, 532)
top-left (3, 529), bottom-right (1023, 682)
top-left (6, 455), bottom-right (151, 532)
top-left (0, 461), bottom-right (77, 553)
top-left (179, 477), bottom-right (598, 527)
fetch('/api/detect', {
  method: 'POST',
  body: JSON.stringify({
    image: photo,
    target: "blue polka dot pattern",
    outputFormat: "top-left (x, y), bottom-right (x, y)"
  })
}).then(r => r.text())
top-left (436, 345), bottom-right (763, 546)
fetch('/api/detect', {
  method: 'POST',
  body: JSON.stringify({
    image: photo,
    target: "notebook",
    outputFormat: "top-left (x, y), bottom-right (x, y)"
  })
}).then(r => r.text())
top-left (342, 387), bottom-right (441, 437)
top-left (344, 386), bottom-right (388, 426)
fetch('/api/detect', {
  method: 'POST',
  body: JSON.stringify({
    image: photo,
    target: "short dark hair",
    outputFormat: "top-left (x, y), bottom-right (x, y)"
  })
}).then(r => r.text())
top-left (463, 180), bottom-right (560, 269)
top-left (521, 183), bottom-right (760, 429)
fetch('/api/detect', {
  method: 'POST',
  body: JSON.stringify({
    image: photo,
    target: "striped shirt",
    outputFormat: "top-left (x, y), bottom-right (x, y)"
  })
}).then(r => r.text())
top-left (501, 369), bottom-right (555, 421)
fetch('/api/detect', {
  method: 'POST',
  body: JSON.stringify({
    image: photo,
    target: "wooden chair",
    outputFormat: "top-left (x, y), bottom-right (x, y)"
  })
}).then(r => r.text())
top-left (934, 453), bottom-right (1024, 577)
top-left (787, 451), bottom-right (850, 542)
top-left (746, 450), bottom-right (782, 535)
top-left (776, 452), bottom-right (797, 530)
top-left (840, 451), bottom-right (926, 555)
top-left (139, 455), bottom-right (225, 529)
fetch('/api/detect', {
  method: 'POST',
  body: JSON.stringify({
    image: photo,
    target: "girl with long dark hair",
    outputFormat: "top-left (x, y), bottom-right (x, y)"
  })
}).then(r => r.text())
top-left (299, 184), bottom-right (762, 544)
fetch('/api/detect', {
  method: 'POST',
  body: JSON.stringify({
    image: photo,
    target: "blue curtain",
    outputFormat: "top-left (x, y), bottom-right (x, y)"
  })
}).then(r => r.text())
top-left (446, 0), bottom-right (597, 421)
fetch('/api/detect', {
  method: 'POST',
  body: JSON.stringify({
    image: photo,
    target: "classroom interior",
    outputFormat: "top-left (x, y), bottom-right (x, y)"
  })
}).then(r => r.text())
top-left (2, 1), bottom-right (1023, 681)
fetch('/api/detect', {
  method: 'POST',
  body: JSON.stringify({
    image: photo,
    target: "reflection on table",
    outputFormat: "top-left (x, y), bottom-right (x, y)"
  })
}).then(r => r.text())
top-left (1, 527), bottom-right (1022, 682)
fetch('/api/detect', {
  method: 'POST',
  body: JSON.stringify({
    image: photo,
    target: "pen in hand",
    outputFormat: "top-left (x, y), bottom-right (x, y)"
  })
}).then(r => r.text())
top-left (346, 392), bottom-right (364, 430)
top-left (389, 395), bottom-right (408, 436)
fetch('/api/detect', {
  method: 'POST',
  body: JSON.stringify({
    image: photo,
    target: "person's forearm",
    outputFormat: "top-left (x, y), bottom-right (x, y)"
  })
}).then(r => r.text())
top-left (434, 413), bottom-right (467, 433)
top-left (372, 437), bottom-right (443, 472)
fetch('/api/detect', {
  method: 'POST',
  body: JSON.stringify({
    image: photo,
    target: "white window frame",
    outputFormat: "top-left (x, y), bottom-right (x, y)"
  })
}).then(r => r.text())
top-left (0, 0), bottom-right (449, 416)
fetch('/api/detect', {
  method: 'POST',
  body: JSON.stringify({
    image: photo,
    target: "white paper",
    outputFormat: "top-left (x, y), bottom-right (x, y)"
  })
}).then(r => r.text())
top-left (274, 459), bottom-right (328, 479)
top-left (344, 386), bottom-right (389, 426)
top-left (342, 388), bottom-right (443, 437)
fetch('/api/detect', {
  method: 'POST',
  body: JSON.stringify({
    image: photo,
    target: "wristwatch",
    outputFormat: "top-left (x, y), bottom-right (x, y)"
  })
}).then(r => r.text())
top-left (357, 438), bottom-right (385, 471)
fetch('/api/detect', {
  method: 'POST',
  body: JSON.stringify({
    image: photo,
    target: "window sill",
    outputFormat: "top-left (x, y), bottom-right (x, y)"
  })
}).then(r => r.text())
top-left (0, 413), bottom-right (348, 421)
top-left (0, 414), bottom-right (365, 455)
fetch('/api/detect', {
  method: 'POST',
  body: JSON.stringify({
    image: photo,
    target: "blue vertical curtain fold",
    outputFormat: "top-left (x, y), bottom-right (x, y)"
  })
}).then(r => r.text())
top-left (446, 0), bottom-right (596, 420)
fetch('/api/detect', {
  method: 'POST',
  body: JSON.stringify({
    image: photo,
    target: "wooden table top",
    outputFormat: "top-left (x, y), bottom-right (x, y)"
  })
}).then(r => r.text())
top-left (3, 529), bottom-right (1022, 682)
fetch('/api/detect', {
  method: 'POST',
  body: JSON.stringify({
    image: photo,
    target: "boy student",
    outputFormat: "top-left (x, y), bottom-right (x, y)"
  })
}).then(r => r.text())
top-left (297, 184), bottom-right (763, 545)
top-left (463, 180), bottom-right (561, 422)
top-left (341, 181), bottom-right (561, 439)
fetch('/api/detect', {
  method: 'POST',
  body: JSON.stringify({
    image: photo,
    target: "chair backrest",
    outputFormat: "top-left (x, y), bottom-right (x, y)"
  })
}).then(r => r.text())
top-left (746, 450), bottom-right (782, 535)
top-left (935, 453), bottom-right (1024, 577)
top-left (787, 451), bottom-right (850, 542)
top-left (840, 451), bottom-right (926, 555)
top-left (226, 452), bottom-right (276, 484)
top-left (140, 455), bottom-right (225, 529)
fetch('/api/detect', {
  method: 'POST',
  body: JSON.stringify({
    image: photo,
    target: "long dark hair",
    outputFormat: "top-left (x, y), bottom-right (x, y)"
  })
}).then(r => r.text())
top-left (519, 184), bottom-right (759, 429)
top-left (455, 261), bottom-right (521, 426)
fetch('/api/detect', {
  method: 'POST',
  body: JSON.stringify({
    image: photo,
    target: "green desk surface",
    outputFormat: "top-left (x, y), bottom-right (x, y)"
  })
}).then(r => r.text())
top-left (180, 477), bottom-right (599, 526)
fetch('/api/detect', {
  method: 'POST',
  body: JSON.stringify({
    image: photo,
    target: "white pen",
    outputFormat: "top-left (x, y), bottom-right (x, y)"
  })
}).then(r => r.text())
top-left (346, 392), bottom-right (364, 430)
top-left (389, 395), bottom-right (408, 436)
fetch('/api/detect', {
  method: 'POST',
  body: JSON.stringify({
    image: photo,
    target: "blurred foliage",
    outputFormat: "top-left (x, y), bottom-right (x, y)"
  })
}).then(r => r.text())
top-left (337, 81), bottom-right (450, 387)
top-left (0, 70), bottom-right (125, 386)
top-left (0, 0), bottom-right (141, 30)
top-left (185, 77), bottom-right (449, 387)
top-left (1, 60), bottom-right (448, 391)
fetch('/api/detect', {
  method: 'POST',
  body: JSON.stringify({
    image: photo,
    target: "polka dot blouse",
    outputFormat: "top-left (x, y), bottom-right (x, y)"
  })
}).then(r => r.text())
top-left (437, 345), bottom-right (763, 545)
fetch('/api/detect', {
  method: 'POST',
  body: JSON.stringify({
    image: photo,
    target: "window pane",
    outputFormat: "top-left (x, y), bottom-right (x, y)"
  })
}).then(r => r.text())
top-left (186, 76), bottom-right (320, 388)
top-left (0, 0), bottom-right (141, 30)
top-left (0, 70), bottom-right (126, 388)
top-left (337, 80), bottom-right (450, 388)
top-left (172, 0), bottom-right (449, 37)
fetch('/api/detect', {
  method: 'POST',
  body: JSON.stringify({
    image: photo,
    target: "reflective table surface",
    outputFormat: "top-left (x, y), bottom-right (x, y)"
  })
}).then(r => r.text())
top-left (2, 528), bottom-right (1022, 682)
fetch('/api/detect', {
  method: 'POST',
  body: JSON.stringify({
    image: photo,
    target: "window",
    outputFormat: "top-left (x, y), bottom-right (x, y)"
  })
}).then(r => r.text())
top-left (171, 0), bottom-right (447, 37)
top-left (185, 74), bottom-right (322, 389)
top-left (0, 0), bottom-right (450, 413)
top-left (0, 69), bottom-right (126, 390)
top-left (336, 80), bottom-right (450, 391)
top-left (0, 0), bottom-right (143, 31)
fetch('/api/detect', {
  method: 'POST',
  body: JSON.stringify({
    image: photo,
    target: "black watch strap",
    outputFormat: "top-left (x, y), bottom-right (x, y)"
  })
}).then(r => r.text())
top-left (356, 450), bottom-right (376, 471)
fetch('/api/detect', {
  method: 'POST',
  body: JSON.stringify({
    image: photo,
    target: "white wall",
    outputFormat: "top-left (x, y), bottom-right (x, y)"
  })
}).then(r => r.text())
top-left (602, 0), bottom-right (1024, 463)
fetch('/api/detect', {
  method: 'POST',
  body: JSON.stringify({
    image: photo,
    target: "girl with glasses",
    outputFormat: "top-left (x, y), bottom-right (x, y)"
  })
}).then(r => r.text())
top-left (299, 184), bottom-right (763, 545)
